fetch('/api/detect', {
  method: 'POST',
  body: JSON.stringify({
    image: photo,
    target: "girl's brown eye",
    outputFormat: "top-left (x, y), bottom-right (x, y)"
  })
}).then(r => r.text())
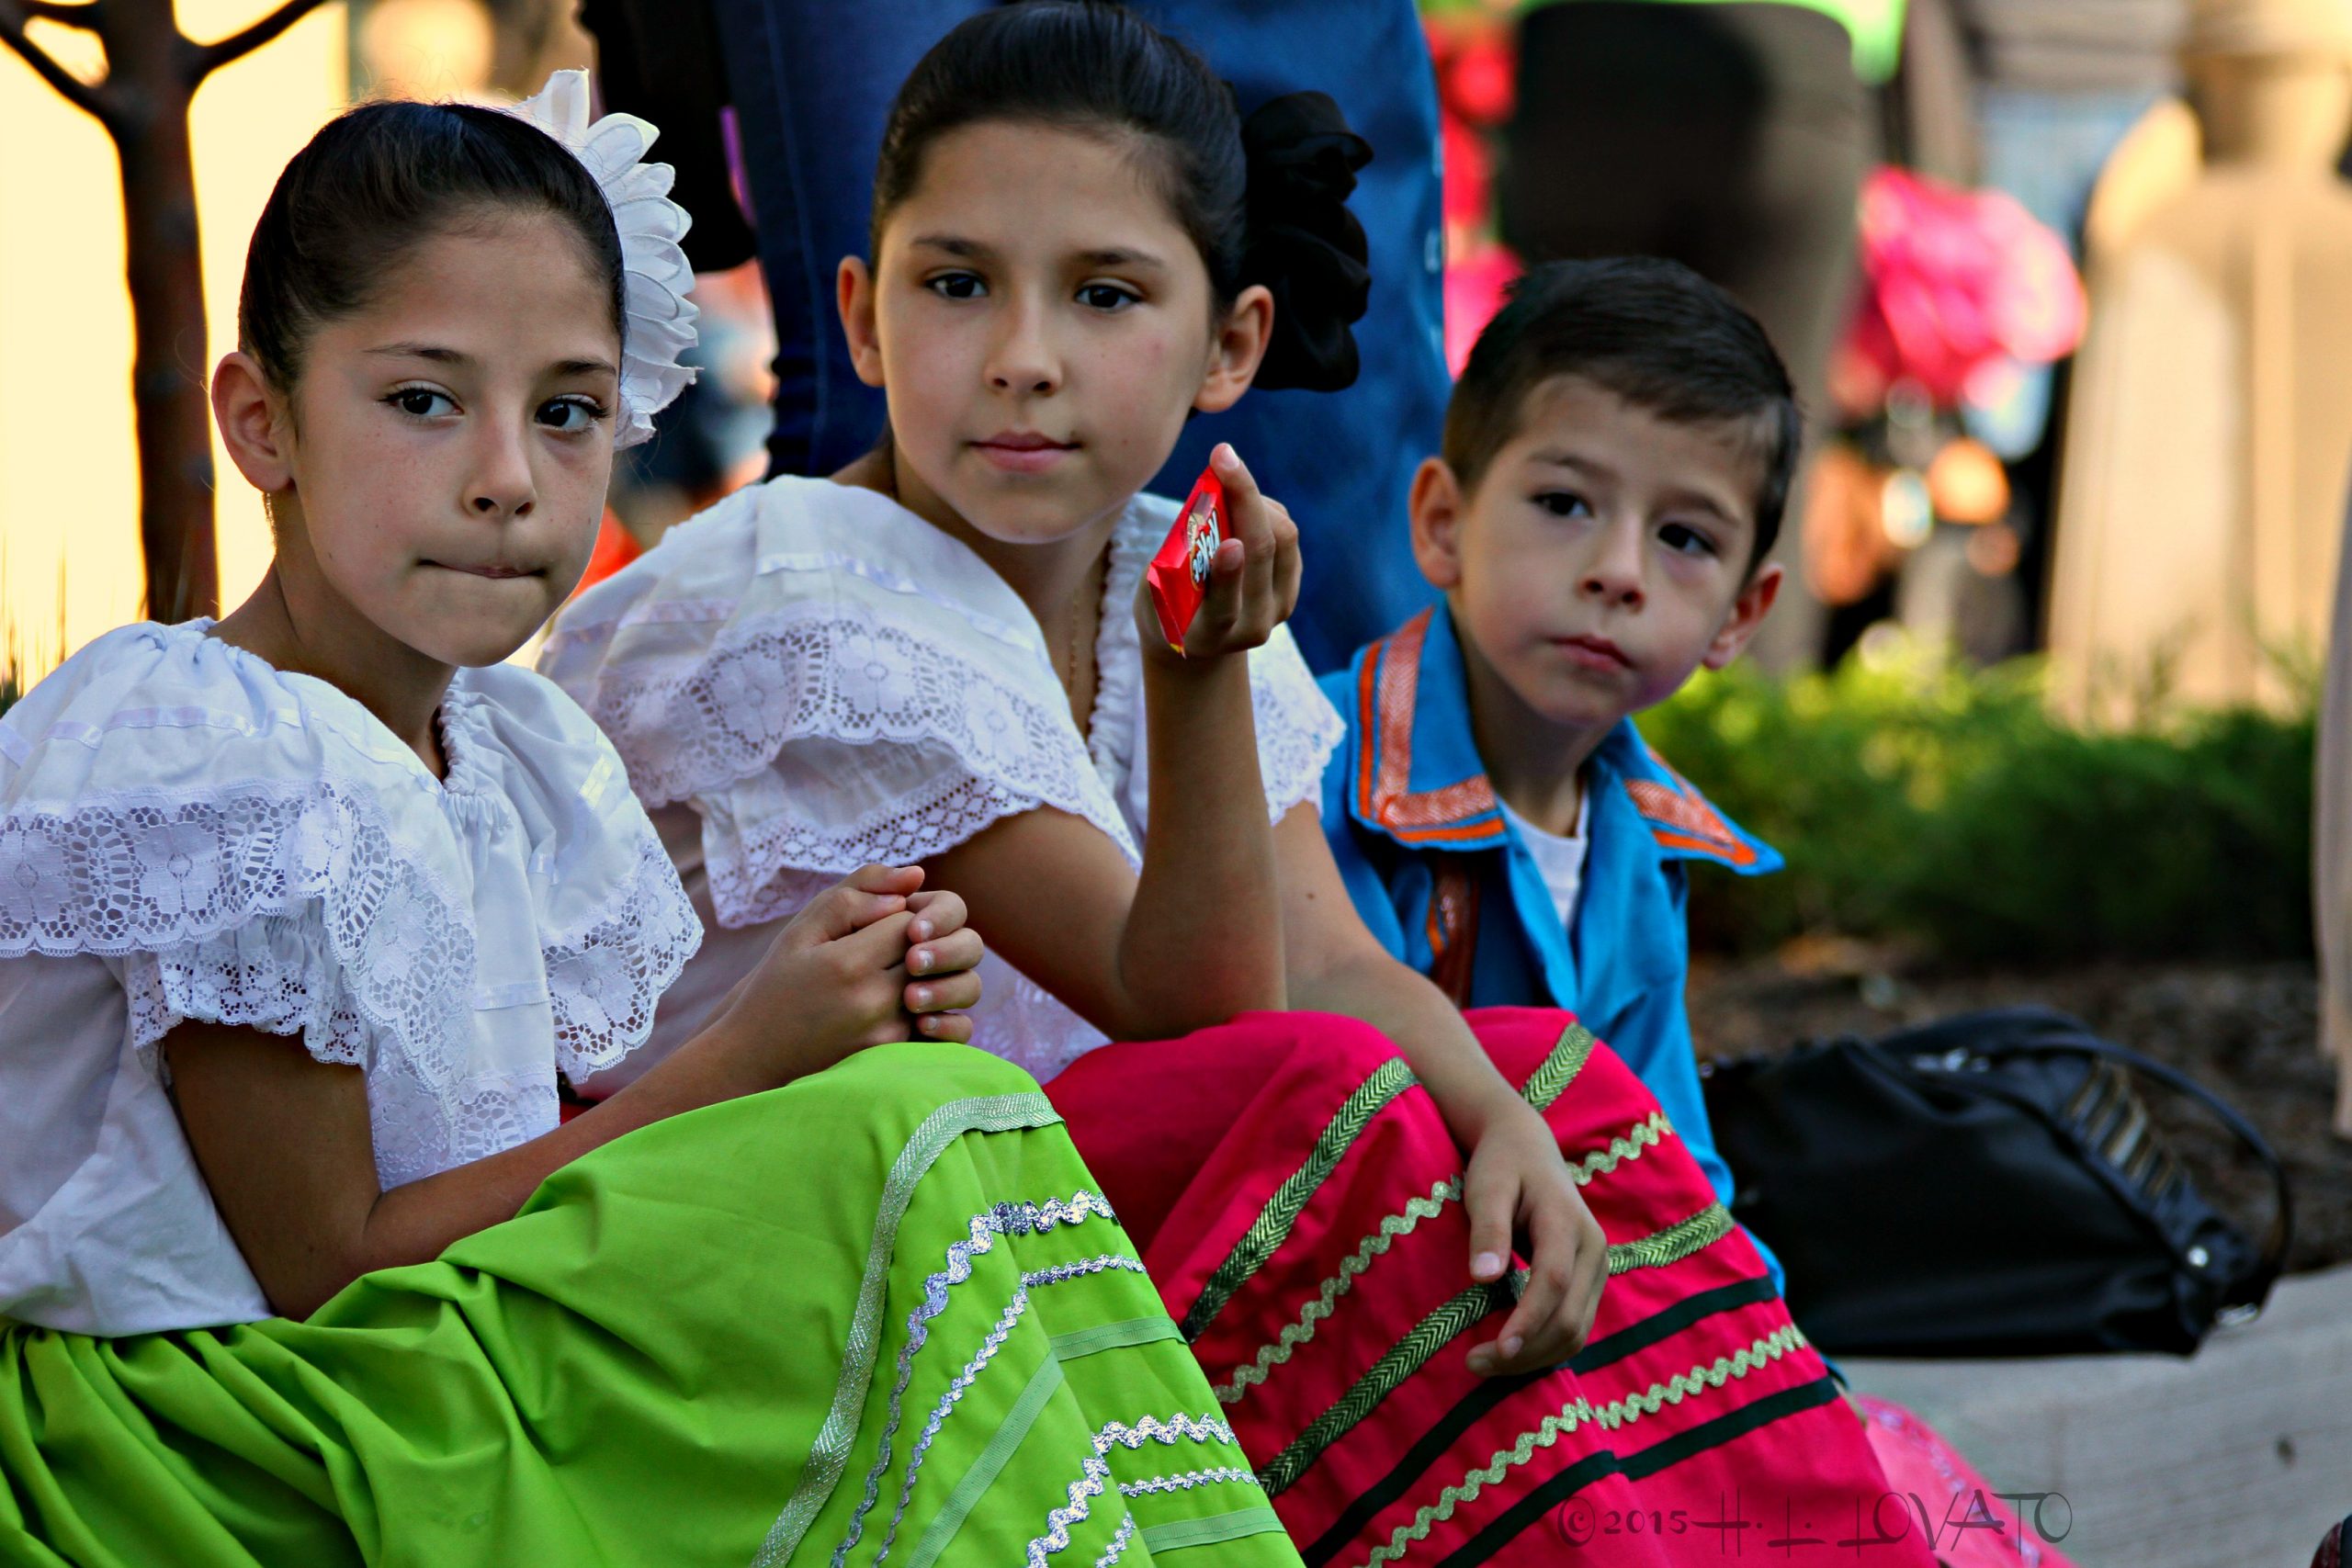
top-left (390, 388), bottom-right (454, 419)
top-left (537, 397), bottom-right (605, 432)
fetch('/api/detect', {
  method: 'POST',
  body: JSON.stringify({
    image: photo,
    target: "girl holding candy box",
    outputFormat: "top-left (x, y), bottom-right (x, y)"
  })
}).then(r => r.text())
top-left (0, 69), bottom-right (1291, 1568)
top-left (547, 5), bottom-right (1921, 1564)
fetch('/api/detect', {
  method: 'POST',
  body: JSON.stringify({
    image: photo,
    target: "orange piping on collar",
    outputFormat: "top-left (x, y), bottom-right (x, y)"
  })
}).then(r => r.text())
top-left (1353, 609), bottom-right (1502, 840)
top-left (1627, 778), bottom-right (1758, 867)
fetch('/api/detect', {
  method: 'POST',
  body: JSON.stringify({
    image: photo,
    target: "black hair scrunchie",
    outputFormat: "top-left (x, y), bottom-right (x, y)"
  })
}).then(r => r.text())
top-left (1240, 91), bottom-right (1374, 394)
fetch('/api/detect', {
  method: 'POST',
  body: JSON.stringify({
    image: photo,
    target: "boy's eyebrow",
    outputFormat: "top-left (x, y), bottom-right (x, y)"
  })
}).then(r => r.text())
top-left (1525, 448), bottom-right (1751, 527)
top-left (1657, 488), bottom-right (1747, 528)
top-left (1525, 447), bottom-right (1616, 479)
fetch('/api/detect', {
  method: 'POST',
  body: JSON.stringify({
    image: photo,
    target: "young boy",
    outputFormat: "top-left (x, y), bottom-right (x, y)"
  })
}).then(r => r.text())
top-left (1318, 256), bottom-right (1791, 1279)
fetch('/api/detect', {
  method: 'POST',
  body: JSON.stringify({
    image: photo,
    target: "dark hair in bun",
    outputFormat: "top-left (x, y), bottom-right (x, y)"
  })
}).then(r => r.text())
top-left (870, 0), bottom-right (1371, 392)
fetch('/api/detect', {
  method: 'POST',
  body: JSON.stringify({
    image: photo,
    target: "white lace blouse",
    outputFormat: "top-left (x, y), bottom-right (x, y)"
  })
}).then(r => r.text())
top-left (541, 474), bottom-right (1345, 1086)
top-left (0, 622), bottom-right (699, 1335)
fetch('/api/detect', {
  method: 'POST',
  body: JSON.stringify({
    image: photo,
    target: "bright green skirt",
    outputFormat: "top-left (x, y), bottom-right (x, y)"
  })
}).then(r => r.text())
top-left (0, 1045), bottom-right (1299, 1568)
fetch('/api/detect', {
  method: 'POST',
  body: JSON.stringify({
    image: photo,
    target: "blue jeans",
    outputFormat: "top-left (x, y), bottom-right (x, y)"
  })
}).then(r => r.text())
top-left (708, 0), bottom-right (1447, 672)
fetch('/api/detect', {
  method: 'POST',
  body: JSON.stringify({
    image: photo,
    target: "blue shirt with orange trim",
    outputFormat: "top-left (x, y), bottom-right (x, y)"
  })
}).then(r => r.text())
top-left (1317, 604), bottom-right (1785, 1289)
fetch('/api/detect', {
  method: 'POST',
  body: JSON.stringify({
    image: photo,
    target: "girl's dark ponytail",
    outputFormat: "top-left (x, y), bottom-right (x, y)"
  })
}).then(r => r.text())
top-left (1238, 92), bottom-right (1372, 393)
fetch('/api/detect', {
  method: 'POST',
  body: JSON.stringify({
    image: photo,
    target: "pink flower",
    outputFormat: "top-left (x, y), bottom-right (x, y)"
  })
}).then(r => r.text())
top-left (1441, 114), bottom-right (1492, 230)
top-left (1445, 245), bottom-right (1522, 377)
top-left (1443, 32), bottom-right (1515, 128)
top-left (1835, 168), bottom-right (2086, 415)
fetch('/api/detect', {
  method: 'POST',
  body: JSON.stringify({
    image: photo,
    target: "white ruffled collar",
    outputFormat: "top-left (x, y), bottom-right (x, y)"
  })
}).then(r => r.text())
top-left (541, 478), bottom-right (1155, 923)
top-left (0, 618), bottom-right (513, 790)
top-left (192, 625), bottom-right (503, 797)
top-left (736, 479), bottom-right (1164, 788)
top-left (541, 474), bottom-right (1336, 938)
top-left (537, 477), bottom-right (1342, 1085)
top-left (783, 479), bottom-right (1162, 774)
top-left (0, 619), bottom-right (698, 1186)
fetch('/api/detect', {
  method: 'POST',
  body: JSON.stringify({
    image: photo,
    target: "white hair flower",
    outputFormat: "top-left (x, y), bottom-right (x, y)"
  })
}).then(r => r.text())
top-left (511, 69), bottom-right (698, 449)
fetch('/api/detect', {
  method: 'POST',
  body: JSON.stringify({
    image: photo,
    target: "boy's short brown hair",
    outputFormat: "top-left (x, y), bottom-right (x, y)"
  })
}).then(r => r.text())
top-left (1443, 257), bottom-right (1801, 570)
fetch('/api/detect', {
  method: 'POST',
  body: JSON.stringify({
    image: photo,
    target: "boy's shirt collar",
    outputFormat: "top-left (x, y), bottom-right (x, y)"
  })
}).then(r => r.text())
top-left (1343, 604), bottom-right (1781, 875)
top-left (1610, 732), bottom-right (1781, 874)
top-left (1344, 604), bottom-right (1507, 849)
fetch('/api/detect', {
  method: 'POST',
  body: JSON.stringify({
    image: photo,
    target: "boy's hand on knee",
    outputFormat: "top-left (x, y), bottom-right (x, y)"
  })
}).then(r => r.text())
top-left (1461, 1101), bottom-right (1607, 1378)
top-left (1143, 444), bottom-right (1303, 662)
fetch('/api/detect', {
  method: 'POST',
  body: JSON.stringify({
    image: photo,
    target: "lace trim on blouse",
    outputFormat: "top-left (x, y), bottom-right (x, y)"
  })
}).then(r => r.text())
top-left (543, 820), bottom-right (705, 1078)
top-left (540, 477), bottom-right (1345, 1080)
top-left (561, 595), bottom-right (1141, 930)
top-left (0, 626), bottom-right (701, 1188)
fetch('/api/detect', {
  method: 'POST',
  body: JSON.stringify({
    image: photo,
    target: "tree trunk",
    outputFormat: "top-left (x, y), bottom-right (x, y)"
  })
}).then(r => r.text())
top-left (106, 0), bottom-right (218, 622)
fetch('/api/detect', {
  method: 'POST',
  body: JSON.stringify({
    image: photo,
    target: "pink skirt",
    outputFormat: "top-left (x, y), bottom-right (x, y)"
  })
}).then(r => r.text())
top-left (1049, 1007), bottom-right (1938, 1567)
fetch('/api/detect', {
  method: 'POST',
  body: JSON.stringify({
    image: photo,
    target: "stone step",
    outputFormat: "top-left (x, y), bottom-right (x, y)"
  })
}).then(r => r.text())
top-left (1841, 1263), bottom-right (2352, 1568)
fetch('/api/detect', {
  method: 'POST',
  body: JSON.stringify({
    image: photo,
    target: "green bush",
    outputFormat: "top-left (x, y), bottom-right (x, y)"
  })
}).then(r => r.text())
top-left (1643, 644), bottom-right (2315, 965)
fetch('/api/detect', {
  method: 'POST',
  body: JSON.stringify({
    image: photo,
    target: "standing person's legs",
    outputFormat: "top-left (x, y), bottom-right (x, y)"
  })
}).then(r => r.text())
top-left (708, 0), bottom-right (989, 480)
top-left (1138, 0), bottom-right (1449, 673)
top-left (1691, 56), bottom-right (1869, 670)
top-left (1500, 2), bottom-right (1771, 268)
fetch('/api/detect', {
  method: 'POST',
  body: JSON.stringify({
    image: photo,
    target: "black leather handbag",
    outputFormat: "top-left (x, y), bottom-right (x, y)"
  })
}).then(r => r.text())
top-left (1700, 1005), bottom-right (2294, 1357)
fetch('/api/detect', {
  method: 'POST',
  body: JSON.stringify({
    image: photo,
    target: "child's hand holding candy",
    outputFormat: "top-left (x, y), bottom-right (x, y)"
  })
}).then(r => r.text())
top-left (1138, 443), bottom-right (1303, 663)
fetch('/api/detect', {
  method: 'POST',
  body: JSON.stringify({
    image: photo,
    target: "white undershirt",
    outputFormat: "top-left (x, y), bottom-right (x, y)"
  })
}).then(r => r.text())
top-left (1498, 785), bottom-right (1593, 934)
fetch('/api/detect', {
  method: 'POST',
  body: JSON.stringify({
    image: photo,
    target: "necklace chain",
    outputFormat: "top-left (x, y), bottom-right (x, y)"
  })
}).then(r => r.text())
top-left (880, 438), bottom-right (1102, 717)
top-left (1062, 549), bottom-right (1104, 726)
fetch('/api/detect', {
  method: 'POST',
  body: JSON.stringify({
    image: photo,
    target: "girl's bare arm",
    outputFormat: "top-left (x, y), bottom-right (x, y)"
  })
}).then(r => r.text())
top-left (167, 1014), bottom-right (763, 1318)
top-left (166, 868), bottom-right (980, 1318)
top-left (923, 450), bottom-right (1299, 1042)
top-left (1272, 804), bottom-right (1608, 1376)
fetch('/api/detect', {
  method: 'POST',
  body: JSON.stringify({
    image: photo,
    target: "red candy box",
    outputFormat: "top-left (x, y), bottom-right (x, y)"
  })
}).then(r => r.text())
top-left (1145, 465), bottom-right (1228, 655)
